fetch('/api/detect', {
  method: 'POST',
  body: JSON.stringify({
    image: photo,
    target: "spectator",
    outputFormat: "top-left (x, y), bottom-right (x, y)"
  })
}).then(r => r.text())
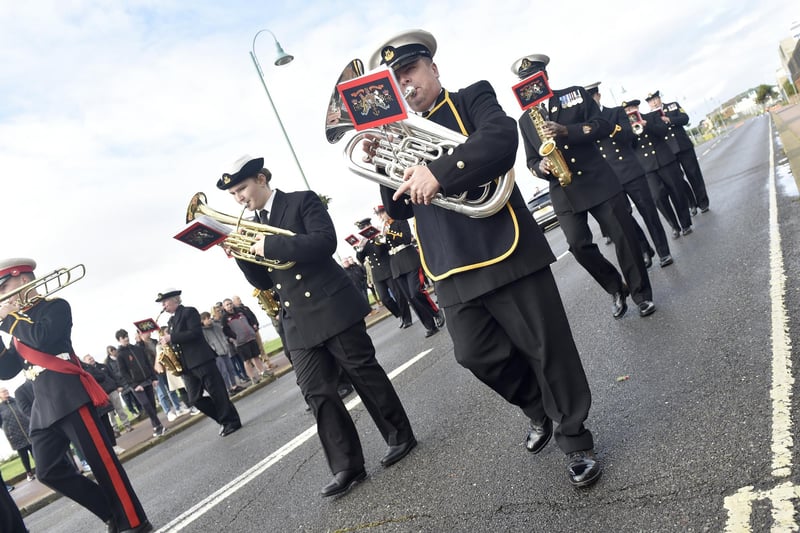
top-left (221, 298), bottom-right (273, 384)
top-left (105, 345), bottom-right (142, 419)
top-left (0, 387), bottom-right (35, 481)
top-left (115, 329), bottom-right (167, 438)
top-left (343, 257), bottom-right (371, 307)
top-left (136, 329), bottom-right (189, 422)
top-left (80, 355), bottom-right (124, 451)
top-left (231, 295), bottom-right (275, 370)
top-left (201, 311), bottom-right (245, 395)
top-left (212, 303), bottom-right (248, 383)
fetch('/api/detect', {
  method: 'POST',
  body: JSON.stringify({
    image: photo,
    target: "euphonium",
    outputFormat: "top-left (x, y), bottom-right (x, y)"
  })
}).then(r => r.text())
top-left (253, 288), bottom-right (280, 319)
top-left (324, 59), bottom-right (515, 219)
top-left (527, 106), bottom-right (572, 187)
top-left (186, 192), bottom-right (296, 269)
top-left (0, 264), bottom-right (86, 310)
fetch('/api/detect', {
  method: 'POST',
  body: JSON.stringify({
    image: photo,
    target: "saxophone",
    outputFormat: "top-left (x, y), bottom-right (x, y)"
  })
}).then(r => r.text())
top-left (253, 288), bottom-right (280, 319)
top-left (156, 317), bottom-right (184, 376)
top-left (528, 106), bottom-right (572, 187)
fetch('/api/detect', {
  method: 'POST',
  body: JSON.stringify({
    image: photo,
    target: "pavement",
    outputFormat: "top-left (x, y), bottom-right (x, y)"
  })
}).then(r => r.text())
top-left (771, 101), bottom-right (800, 190)
top-left (7, 305), bottom-right (394, 518)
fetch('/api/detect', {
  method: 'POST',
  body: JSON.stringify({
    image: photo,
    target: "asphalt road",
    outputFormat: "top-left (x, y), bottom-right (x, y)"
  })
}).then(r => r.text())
top-left (23, 114), bottom-right (800, 532)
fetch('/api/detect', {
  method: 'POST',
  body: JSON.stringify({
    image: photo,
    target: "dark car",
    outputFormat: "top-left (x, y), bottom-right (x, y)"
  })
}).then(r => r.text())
top-left (526, 189), bottom-right (559, 231)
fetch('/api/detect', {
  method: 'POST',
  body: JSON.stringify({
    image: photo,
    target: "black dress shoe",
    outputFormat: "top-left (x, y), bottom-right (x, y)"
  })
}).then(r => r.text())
top-left (638, 300), bottom-right (656, 317)
top-left (525, 418), bottom-right (553, 454)
top-left (567, 450), bottom-right (602, 488)
top-left (642, 253), bottom-right (652, 269)
top-left (320, 468), bottom-right (367, 497)
top-left (381, 437), bottom-right (417, 467)
top-left (659, 255), bottom-right (674, 268)
top-left (434, 310), bottom-right (445, 329)
top-left (219, 422), bottom-right (242, 437)
top-left (671, 229), bottom-right (681, 239)
top-left (117, 520), bottom-right (154, 533)
top-left (690, 206), bottom-right (698, 216)
top-left (612, 289), bottom-right (628, 319)
top-left (681, 226), bottom-right (693, 236)
top-left (399, 321), bottom-right (412, 329)
top-left (700, 206), bottom-right (710, 213)
top-left (424, 328), bottom-right (439, 338)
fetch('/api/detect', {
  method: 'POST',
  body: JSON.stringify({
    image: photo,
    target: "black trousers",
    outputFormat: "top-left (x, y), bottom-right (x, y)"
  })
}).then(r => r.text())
top-left (559, 193), bottom-right (652, 304)
top-left (645, 161), bottom-right (692, 231)
top-left (291, 320), bottom-right (414, 474)
top-left (394, 270), bottom-right (436, 330)
top-left (182, 359), bottom-right (240, 427)
top-left (677, 147), bottom-right (710, 209)
top-left (131, 383), bottom-right (161, 430)
top-left (32, 404), bottom-right (148, 530)
top-left (373, 277), bottom-right (407, 320)
top-left (624, 176), bottom-right (671, 259)
top-left (447, 268), bottom-right (594, 453)
top-left (0, 470), bottom-right (26, 533)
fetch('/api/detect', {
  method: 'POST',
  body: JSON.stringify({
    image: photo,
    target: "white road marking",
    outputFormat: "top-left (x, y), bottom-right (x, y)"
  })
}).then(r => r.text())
top-left (156, 348), bottom-right (434, 532)
top-left (723, 118), bottom-right (796, 531)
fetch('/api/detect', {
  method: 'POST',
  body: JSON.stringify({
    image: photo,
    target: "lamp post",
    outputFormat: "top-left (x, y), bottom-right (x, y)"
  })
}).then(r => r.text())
top-left (250, 29), bottom-right (312, 191)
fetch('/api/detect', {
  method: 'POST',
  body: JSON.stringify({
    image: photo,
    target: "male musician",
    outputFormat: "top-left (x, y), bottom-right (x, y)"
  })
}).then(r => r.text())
top-left (646, 90), bottom-right (710, 213)
top-left (375, 205), bottom-right (441, 336)
top-left (354, 217), bottom-right (411, 327)
top-left (0, 258), bottom-right (152, 532)
top-left (623, 99), bottom-right (694, 238)
top-left (585, 82), bottom-right (674, 268)
top-left (217, 155), bottom-right (416, 497)
top-left (364, 30), bottom-right (601, 487)
top-left (156, 288), bottom-right (241, 437)
top-left (515, 54), bottom-right (654, 318)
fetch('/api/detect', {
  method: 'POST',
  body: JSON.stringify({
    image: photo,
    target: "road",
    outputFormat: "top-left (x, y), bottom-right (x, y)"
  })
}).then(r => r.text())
top-left (23, 114), bottom-right (800, 532)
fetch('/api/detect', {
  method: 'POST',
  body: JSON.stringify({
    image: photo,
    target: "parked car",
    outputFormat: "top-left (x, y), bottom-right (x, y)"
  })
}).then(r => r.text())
top-left (526, 189), bottom-right (559, 231)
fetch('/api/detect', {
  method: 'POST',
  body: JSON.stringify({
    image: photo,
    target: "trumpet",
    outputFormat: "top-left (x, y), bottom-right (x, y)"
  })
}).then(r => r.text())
top-left (324, 59), bottom-right (515, 219)
top-left (186, 192), bottom-right (296, 270)
top-left (0, 264), bottom-right (85, 310)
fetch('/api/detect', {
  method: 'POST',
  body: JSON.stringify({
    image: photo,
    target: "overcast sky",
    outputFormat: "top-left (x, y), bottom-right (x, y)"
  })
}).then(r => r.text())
top-left (0, 1), bottom-right (797, 443)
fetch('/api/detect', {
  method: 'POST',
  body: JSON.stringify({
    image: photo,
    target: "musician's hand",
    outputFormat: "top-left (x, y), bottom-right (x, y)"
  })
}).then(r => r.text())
top-left (660, 115), bottom-right (671, 124)
top-left (640, 119), bottom-right (648, 127)
top-left (539, 159), bottom-right (552, 176)
top-left (0, 299), bottom-right (20, 321)
top-left (396, 165), bottom-right (441, 205)
top-left (543, 121), bottom-right (568, 138)
top-left (160, 334), bottom-right (171, 345)
top-left (361, 133), bottom-right (387, 164)
top-left (249, 234), bottom-right (266, 257)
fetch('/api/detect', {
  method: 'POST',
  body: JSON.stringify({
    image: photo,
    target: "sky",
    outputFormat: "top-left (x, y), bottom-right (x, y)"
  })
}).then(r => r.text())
top-left (0, 0), bottom-right (797, 451)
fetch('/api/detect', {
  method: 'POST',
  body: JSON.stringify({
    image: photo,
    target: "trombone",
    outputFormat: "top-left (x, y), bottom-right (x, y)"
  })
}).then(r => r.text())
top-left (0, 264), bottom-right (86, 310)
top-left (186, 192), bottom-right (296, 269)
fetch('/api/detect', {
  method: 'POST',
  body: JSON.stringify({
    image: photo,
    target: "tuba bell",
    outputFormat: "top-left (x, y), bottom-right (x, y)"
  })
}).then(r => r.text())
top-left (186, 192), bottom-right (296, 269)
top-left (324, 59), bottom-right (515, 219)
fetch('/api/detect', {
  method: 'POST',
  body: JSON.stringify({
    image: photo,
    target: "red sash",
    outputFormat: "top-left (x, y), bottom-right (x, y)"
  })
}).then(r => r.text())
top-left (14, 340), bottom-right (109, 407)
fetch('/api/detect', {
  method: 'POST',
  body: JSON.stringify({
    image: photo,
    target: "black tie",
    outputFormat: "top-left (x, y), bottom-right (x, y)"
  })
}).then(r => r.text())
top-left (258, 209), bottom-right (269, 224)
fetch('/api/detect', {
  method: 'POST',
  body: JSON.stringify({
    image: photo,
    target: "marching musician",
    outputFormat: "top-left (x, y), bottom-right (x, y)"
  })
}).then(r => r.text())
top-left (585, 82), bottom-right (674, 268)
top-left (374, 205), bottom-right (441, 336)
top-left (515, 54), bottom-right (655, 318)
top-left (217, 155), bottom-right (416, 497)
top-left (646, 90), bottom-right (710, 214)
top-left (0, 258), bottom-right (152, 532)
top-left (364, 30), bottom-right (601, 487)
top-left (156, 288), bottom-right (241, 437)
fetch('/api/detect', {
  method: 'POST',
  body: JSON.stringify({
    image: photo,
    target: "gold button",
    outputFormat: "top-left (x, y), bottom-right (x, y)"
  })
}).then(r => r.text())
top-left (563, 145), bottom-right (569, 150)
top-left (295, 274), bottom-right (302, 280)
top-left (304, 292), bottom-right (311, 297)
top-left (268, 267), bottom-right (273, 272)
top-left (570, 158), bottom-right (576, 163)
top-left (577, 171), bottom-right (583, 176)
top-left (276, 284), bottom-right (282, 289)
top-left (456, 161), bottom-right (465, 169)
top-left (284, 301), bottom-right (290, 307)
top-left (618, 156), bottom-right (623, 160)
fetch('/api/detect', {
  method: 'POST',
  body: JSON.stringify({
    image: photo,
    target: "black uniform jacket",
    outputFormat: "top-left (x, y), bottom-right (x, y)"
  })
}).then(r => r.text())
top-left (0, 298), bottom-right (91, 431)
top-left (384, 218), bottom-right (421, 278)
top-left (519, 86), bottom-right (621, 215)
top-left (356, 239), bottom-right (392, 281)
top-left (236, 189), bottom-right (371, 349)
top-left (632, 111), bottom-right (678, 172)
top-left (380, 81), bottom-right (555, 307)
top-left (596, 105), bottom-right (647, 185)
top-left (167, 304), bottom-right (217, 370)
top-left (662, 101), bottom-right (694, 152)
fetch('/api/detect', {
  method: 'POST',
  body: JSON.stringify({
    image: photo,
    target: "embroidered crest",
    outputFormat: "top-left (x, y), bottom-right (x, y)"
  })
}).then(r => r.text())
top-left (382, 47), bottom-right (395, 63)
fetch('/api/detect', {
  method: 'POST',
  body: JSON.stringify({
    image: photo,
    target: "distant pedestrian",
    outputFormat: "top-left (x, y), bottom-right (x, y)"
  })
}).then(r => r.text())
top-left (0, 387), bottom-right (35, 481)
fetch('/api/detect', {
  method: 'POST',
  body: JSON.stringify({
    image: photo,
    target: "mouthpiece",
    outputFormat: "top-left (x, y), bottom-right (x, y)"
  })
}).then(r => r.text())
top-left (403, 86), bottom-right (417, 99)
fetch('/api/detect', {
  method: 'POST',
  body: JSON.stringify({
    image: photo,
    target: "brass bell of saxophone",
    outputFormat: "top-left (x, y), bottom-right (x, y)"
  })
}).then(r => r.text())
top-left (527, 106), bottom-right (572, 187)
top-left (154, 310), bottom-right (183, 376)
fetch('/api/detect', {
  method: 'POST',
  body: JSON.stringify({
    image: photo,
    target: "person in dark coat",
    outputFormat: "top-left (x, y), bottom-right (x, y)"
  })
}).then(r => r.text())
top-left (0, 387), bottom-right (35, 480)
top-left (216, 155), bottom-right (416, 497)
top-left (0, 258), bottom-right (152, 532)
top-left (362, 30), bottom-right (601, 487)
top-left (13, 379), bottom-right (34, 418)
top-left (157, 289), bottom-right (241, 437)
top-left (115, 329), bottom-right (165, 438)
top-left (516, 54), bottom-right (655, 319)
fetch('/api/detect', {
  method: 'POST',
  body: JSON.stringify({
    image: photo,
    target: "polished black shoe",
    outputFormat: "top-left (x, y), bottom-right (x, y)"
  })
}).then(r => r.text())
top-left (638, 300), bottom-right (656, 317)
top-left (219, 422), bottom-right (242, 437)
top-left (700, 206), bottom-right (710, 213)
top-left (681, 227), bottom-right (693, 236)
top-left (117, 520), bottom-right (154, 533)
top-left (424, 327), bottom-right (439, 338)
top-left (612, 289), bottom-right (628, 319)
top-left (381, 437), bottom-right (417, 467)
top-left (659, 255), bottom-right (674, 268)
top-left (434, 310), bottom-right (445, 329)
top-left (690, 206), bottom-right (698, 216)
top-left (320, 468), bottom-right (367, 497)
top-left (567, 450), bottom-right (602, 488)
top-left (671, 229), bottom-right (681, 239)
top-left (399, 321), bottom-right (412, 329)
top-left (525, 419), bottom-right (553, 454)
top-left (642, 252), bottom-right (653, 269)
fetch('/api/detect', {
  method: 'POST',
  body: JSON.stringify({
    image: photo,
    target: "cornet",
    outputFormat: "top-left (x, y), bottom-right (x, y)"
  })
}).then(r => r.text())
top-left (0, 264), bottom-right (85, 310)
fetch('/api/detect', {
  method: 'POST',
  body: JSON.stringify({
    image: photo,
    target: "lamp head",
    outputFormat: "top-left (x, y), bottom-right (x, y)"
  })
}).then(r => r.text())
top-left (274, 43), bottom-right (294, 66)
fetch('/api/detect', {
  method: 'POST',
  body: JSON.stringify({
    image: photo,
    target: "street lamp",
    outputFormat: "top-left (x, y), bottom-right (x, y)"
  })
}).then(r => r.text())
top-left (249, 29), bottom-right (312, 191)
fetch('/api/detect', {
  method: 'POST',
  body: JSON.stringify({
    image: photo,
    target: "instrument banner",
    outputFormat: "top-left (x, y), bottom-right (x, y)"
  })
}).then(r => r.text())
top-left (511, 71), bottom-right (553, 111)
top-left (336, 67), bottom-right (408, 130)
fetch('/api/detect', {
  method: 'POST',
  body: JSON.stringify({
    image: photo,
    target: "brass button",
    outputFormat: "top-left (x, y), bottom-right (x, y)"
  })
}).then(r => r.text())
top-left (268, 267), bottom-right (274, 272)
top-left (276, 284), bottom-right (282, 289)
top-left (577, 171), bottom-right (583, 176)
top-left (563, 145), bottom-right (569, 150)
top-left (456, 160), bottom-right (465, 169)
top-left (304, 291), bottom-right (311, 297)
top-left (570, 158), bottom-right (576, 163)
top-left (284, 301), bottom-right (290, 307)
top-left (295, 274), bottom-right (302, 280)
